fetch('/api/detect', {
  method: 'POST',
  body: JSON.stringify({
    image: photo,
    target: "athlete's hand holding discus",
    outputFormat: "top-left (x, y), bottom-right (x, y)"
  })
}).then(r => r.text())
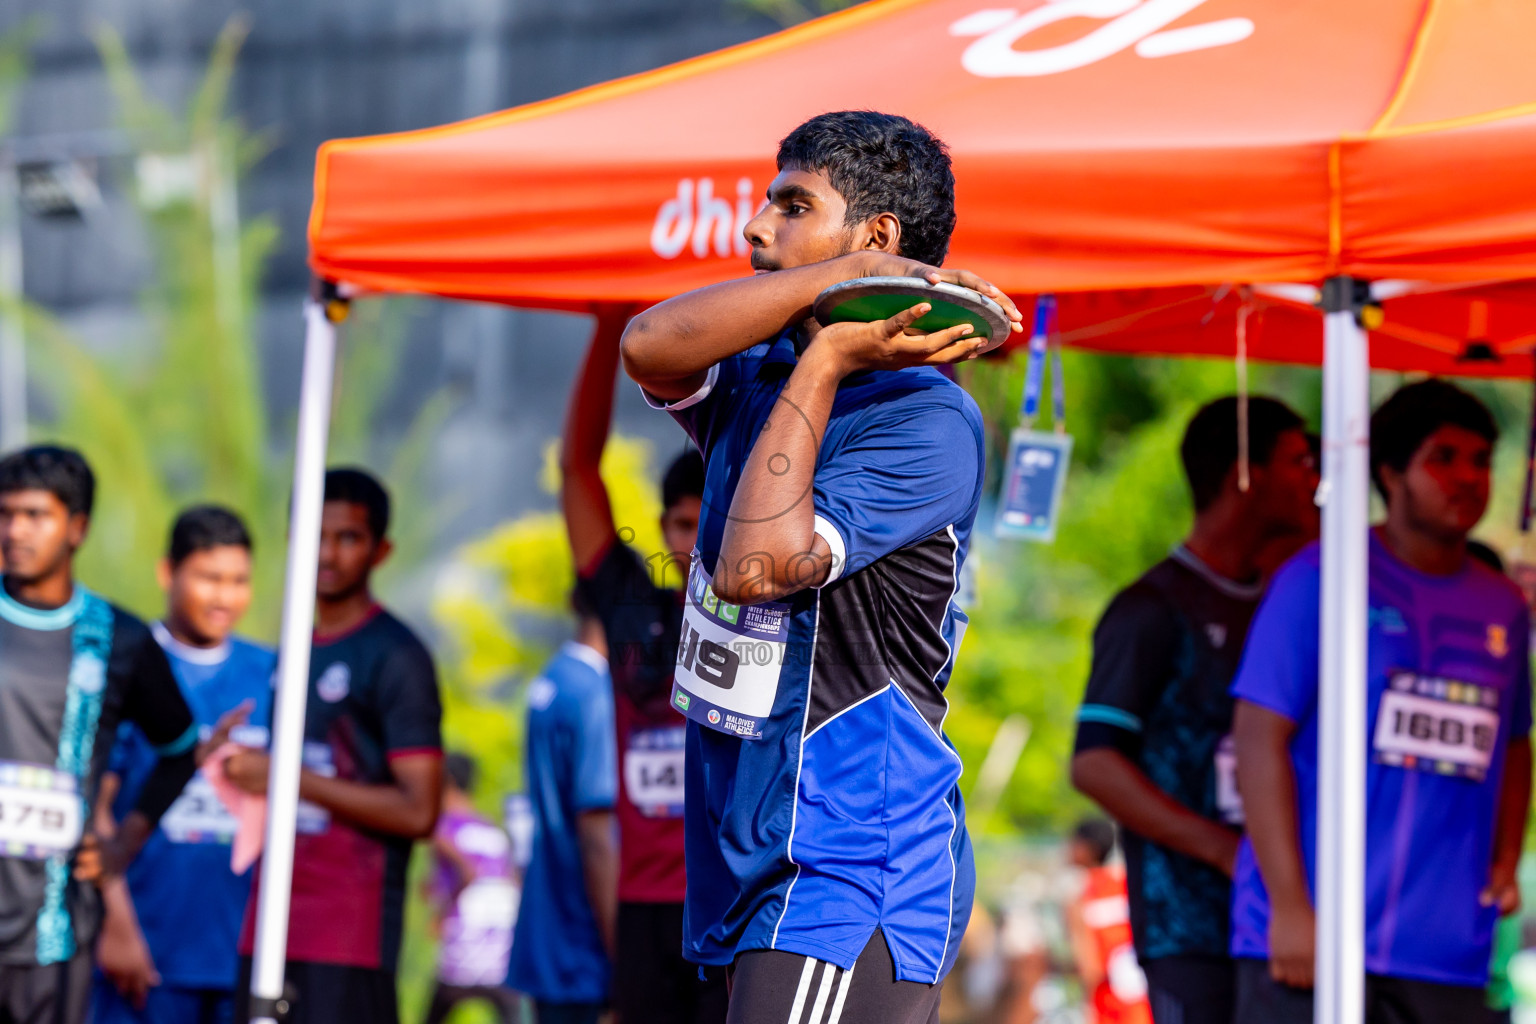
top-left (624, 247), bottom-right (1021, 405)
top-left (804, 301), bottom-right (989, 375)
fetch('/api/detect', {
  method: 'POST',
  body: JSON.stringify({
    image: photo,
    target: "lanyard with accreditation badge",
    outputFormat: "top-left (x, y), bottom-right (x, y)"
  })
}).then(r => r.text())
top-left (995, 296), bottom-right (1073, 543)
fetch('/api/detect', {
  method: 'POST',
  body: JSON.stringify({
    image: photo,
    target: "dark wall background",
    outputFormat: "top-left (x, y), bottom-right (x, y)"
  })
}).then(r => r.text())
top-left (3, 0), bottom-right (777, 549)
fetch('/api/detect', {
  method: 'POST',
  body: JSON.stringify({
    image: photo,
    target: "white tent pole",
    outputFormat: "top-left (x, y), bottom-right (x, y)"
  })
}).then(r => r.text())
top-left (1316, 275), bottom-right (1369, 1024)
top-left (248, 290), bottom-right (342, 1024)
top-left (0, 158), bottom-right (28, 451)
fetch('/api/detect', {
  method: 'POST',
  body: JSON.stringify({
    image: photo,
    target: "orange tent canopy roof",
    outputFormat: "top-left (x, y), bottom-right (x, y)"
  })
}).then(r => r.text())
top-left (308, 0), bottom-right (1536, 376)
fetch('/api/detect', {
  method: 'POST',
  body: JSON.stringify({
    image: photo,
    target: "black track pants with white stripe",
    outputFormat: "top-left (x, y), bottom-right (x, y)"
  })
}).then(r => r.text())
top-left (726, 929), bottom-right (941, 1024)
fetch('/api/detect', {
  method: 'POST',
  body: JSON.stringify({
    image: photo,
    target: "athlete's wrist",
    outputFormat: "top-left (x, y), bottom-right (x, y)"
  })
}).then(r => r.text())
top-left (796, 337), bottom-right (854, 384)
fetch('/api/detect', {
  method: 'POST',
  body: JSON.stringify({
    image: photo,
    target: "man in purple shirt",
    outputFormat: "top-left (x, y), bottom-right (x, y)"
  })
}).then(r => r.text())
top-left (1230, 380), bottom-right (1532, 1022)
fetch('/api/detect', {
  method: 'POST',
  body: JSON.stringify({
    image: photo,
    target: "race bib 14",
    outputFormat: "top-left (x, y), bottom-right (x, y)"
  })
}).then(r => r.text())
top-left (671, 558), bottom-right (790, 741)
top-left (0, 761), bottom-right (83, 860)
top-left (624, 725), bottom-right (685, 818)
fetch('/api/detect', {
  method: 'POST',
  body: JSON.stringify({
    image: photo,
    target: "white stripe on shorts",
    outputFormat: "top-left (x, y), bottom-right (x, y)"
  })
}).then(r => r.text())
top-left (806, 961), bottom-right (837, 1024)
top-left (783, 958), bottom-right (858, 1024)
top-left (787, 957), bottom-right (817, 1024)
top-left (825, 964), bottom-right (855, 1024)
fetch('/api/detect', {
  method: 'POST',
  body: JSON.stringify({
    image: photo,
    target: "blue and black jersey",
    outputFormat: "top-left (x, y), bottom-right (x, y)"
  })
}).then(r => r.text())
top-left (645, 329), bottom-right (984, 984)
top-left (1074, 546), bottom-right (1262, 961)
top-left (0, 583), bottom-right (197, 967)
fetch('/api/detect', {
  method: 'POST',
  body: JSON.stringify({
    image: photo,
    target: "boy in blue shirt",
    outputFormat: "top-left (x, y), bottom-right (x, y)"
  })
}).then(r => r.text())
top-left (1231, 380), bottom-right (1532, 1022)
top-left (92, 506), bottom-right (274, 1024)
top-left (508, 606), bottom-right (618, 1024)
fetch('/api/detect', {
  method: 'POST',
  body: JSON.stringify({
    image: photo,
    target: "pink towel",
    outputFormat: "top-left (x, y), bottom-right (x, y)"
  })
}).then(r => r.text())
top-left (202, 742), bottom-right (266, 873)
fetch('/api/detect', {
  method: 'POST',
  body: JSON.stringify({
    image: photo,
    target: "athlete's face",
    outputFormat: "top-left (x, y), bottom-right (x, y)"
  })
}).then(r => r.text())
top-left (160, 545), bottom-right (253, 647)
top-left (660, 496), bottom-right (701, 575)
top-left (0, 490), bottom-right (86, 585)
top-left (744, 169), bottom-right (864, 274)
top-left (316, 501), bottom-right (391, 601)
top-left (1383, 424), bottom-right (1491, 542)
top-left (1252, 429), bottom-right (1319, 538)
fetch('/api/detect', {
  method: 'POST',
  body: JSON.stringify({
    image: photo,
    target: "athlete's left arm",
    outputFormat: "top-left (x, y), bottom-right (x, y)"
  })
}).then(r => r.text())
top-left (714, 304), bottom-right (984, 605)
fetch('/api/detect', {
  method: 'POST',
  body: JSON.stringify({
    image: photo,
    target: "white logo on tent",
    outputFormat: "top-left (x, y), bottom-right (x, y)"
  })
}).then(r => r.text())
top-left (651, 177), bottom-right (760, 260)
top-left (950, 0), bottom-right (1253, 78)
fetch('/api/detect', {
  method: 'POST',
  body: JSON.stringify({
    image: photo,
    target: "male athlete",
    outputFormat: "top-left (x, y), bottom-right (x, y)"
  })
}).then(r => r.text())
top-left (623, 110), bottom-right (1022, 1021)
top-left (92, 506), bottom-right (275, 1024)
top-left (1071, 397), bottom-right (1317, 1023)
top-left (508, 609), bottom-right (617, 1024)
top-left (227, 468), bottom-right (443, 1024)
top-left (0, 446), bottom-right (198, 1024)
top-left (1231, 380), bottom-right (1532, 1022)
top-left (560, 310), bottom-right (724, 1022)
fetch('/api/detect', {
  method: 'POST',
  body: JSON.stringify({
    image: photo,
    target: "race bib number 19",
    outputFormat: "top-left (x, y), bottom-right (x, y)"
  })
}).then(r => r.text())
top-left (671, 558), bottom-right (790, 741)
top-left (1373, 672), bottom-right (1500, 782)
top-left (0, 761), bottom-right (83, 860)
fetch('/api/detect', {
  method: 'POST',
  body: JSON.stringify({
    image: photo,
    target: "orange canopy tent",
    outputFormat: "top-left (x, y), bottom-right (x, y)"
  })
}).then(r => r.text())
top-left (308, 0), bottom-right (1536, 375)
top-left (248, 6), bottom-right (1536, 1024)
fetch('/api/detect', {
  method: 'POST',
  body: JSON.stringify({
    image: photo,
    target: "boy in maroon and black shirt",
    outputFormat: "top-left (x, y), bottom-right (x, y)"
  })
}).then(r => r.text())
top-left (228, 468), bottom-right (442, 1024)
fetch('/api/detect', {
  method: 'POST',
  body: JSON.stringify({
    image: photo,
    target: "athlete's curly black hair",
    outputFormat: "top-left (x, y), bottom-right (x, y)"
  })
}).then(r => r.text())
top-left (777, 111), bottom-right (956, 268)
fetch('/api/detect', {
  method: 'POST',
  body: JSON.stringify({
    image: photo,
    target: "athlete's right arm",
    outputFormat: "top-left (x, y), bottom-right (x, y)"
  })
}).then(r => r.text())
top-left (561, 308), bottom-right (627, 572)
top-left (1233, 699), bottom-right (1313, 989)
top-left (575, 809), bottom-right (619, 961)
top-left (621, 250), bottom-right (999, 401)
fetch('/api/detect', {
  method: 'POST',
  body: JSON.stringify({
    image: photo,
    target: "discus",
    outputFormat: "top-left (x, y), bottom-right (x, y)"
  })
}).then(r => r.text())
top-left (812, 277), bottom-right (1012, 354)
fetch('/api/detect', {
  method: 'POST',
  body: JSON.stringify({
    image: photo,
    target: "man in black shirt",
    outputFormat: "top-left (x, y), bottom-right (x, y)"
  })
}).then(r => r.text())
top-left (0, 446), bottom-right (198, 1024)
top-left (1071, 398), bottom-right (1317, 1024)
